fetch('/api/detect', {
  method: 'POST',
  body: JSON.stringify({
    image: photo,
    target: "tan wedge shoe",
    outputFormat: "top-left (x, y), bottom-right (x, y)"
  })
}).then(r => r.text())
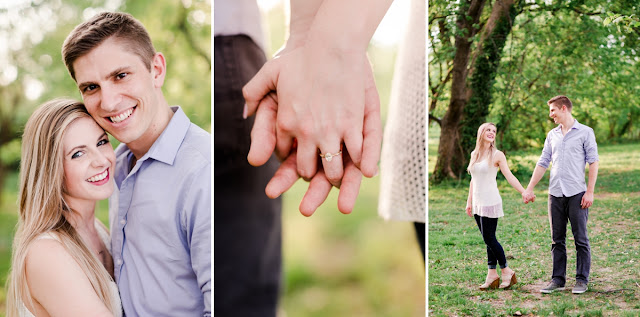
top-left (479, 276), bottom-right (500, 290)
top-left (499, 271), bottom-right (517, 290)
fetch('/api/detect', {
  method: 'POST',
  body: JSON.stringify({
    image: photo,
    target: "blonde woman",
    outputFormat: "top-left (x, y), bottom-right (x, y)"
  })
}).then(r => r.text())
top-left (465, 122), bottom-right (529, 290)
top-left (6, 99), bottom-right (122, 316)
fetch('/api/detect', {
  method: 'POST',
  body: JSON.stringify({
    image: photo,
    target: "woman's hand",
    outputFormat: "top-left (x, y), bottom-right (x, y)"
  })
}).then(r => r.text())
top-left (465, 204), bottom-right (473, 217)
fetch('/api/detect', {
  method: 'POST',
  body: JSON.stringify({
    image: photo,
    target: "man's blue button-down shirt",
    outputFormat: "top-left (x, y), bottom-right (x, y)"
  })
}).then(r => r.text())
top-left (109, 106), bottom-right (211, 316)
top-left (536, 119), bottom-right (599, 198)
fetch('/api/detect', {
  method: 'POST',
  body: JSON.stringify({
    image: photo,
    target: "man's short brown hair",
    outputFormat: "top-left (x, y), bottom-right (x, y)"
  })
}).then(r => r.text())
top-left (62, 12), bottom-right (156, 81)
top-left (547, 95), bottom-right (573, 111)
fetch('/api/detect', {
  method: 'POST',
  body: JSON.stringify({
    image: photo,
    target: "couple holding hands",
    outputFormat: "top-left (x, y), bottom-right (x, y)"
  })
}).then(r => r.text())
top-left (466, 95), bottom-right (599, 294)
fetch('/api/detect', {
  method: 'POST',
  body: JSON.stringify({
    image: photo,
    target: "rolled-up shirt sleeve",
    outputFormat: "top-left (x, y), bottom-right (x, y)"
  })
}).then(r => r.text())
top-left (584, 128), bottom-right (599, 164)
top-left (537, 133), bottom-right (553, 169)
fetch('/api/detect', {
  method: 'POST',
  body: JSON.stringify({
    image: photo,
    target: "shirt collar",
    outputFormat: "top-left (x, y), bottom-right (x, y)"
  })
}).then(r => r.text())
top-left (114, 106), bottom-right (190, 166)
top-left (554, 119), bottom-right (581, 132)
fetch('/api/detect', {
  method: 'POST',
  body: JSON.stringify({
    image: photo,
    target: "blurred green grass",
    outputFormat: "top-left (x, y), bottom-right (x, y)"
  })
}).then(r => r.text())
top-left (280, 175), bottom-right (425, 316)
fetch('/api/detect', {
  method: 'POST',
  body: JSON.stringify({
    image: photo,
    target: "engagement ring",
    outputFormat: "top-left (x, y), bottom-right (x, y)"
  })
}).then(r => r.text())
top-left (319, 150), bottom-right (342, 162)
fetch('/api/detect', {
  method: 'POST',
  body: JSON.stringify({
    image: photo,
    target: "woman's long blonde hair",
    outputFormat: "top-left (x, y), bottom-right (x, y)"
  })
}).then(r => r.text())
top-left (6, 99), bottom-right (117, 316)
top-left (467, 122), bottom-right (498, 172)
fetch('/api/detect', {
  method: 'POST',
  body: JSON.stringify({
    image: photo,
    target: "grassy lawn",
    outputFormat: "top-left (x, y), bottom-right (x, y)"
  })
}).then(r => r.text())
top-left (428, 125), bottom-right (640, 316)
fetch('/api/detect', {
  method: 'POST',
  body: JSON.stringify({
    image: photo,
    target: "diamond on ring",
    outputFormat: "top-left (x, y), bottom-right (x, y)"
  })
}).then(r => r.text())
top-left (319, 150), bottom-right (342, 162)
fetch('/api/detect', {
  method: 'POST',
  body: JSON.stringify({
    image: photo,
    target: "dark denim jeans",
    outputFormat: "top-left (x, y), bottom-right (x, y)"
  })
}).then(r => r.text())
top-left (214, 35), bottom-right (282, 317)
top-left (549, 192), bottom-right (591, 286)
top-left (474, 215), bottom-right (507, 269)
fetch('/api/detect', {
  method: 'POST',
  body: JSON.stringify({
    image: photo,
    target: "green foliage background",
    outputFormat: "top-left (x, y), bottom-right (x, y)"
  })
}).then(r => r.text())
top-left (430, 0), bottom-right (640, 153)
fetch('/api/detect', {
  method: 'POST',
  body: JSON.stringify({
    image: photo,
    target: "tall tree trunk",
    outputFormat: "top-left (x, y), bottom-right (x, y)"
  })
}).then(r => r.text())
top-left (431, 0), bottom-right (520, 183)
top-left (431, 0), bottom-right (486, 182)
top-left (461, 0), bottom-right (519, 155)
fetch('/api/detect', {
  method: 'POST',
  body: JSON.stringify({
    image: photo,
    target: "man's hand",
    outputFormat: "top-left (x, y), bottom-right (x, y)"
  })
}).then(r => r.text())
top-left (581, 191), bottom-right (594, 209)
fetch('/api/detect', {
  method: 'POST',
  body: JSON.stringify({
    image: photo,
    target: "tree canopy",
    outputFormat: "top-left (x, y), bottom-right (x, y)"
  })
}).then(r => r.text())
top-left (429, 0), bottom-right (640, 182)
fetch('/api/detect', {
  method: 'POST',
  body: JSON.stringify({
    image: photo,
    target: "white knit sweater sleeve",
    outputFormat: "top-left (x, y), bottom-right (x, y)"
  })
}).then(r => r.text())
top-left (378, 0), bottom-right (426, 222)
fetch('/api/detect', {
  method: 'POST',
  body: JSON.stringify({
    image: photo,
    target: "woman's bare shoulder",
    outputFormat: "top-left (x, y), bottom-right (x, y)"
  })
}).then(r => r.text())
top-left (24, 234), bottom-right (112, 316)
top-left (25, 236), bottom-right (76, 278)
top-left (493, 150), bottom-right (507, 166)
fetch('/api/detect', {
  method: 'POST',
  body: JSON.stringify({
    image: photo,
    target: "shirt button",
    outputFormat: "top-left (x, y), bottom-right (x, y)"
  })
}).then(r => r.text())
top-left (116, 259), bottom-right (123, 265)
top-left (120, 219), bottom-right (126, 225)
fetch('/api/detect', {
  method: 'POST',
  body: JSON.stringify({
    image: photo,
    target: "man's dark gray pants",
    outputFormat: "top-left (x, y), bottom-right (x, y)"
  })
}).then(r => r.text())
top-left (214, 35), bottom-right (282, 317)
top-left (549, 192), bottom-right (591, 286)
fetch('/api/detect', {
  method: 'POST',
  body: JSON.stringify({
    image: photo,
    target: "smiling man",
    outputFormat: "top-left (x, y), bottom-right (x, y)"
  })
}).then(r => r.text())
top-left (522, 95), bottom-right (599, 295)
top-left (62, 12), bottom-right (211, 316)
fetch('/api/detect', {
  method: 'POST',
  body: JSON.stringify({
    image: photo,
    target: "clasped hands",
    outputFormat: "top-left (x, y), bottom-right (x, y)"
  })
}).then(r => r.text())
top-left (242, 44), bottom-right (382, 216)
top-left (522, 190), bottom-right (536, 204)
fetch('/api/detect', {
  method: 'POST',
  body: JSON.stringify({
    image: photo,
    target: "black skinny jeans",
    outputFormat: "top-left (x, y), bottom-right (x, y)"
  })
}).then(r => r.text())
top-left (474, 215), bottom-right (508, 269)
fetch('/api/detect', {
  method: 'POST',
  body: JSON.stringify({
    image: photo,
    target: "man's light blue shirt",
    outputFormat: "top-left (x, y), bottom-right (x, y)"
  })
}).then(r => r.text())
top-left (109, 106), bottom-right (211, 316)
top-left (536, 119), bottom-right (599, 198)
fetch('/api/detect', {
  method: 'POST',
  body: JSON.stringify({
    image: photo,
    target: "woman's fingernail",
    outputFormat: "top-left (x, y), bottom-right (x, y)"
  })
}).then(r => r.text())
top-left (242, 104), bottom-right (248, 119)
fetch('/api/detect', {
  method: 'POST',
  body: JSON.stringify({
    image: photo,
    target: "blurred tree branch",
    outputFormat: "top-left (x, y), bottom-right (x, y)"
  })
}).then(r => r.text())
top-left (177, 5), bottom-right (211, 70)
